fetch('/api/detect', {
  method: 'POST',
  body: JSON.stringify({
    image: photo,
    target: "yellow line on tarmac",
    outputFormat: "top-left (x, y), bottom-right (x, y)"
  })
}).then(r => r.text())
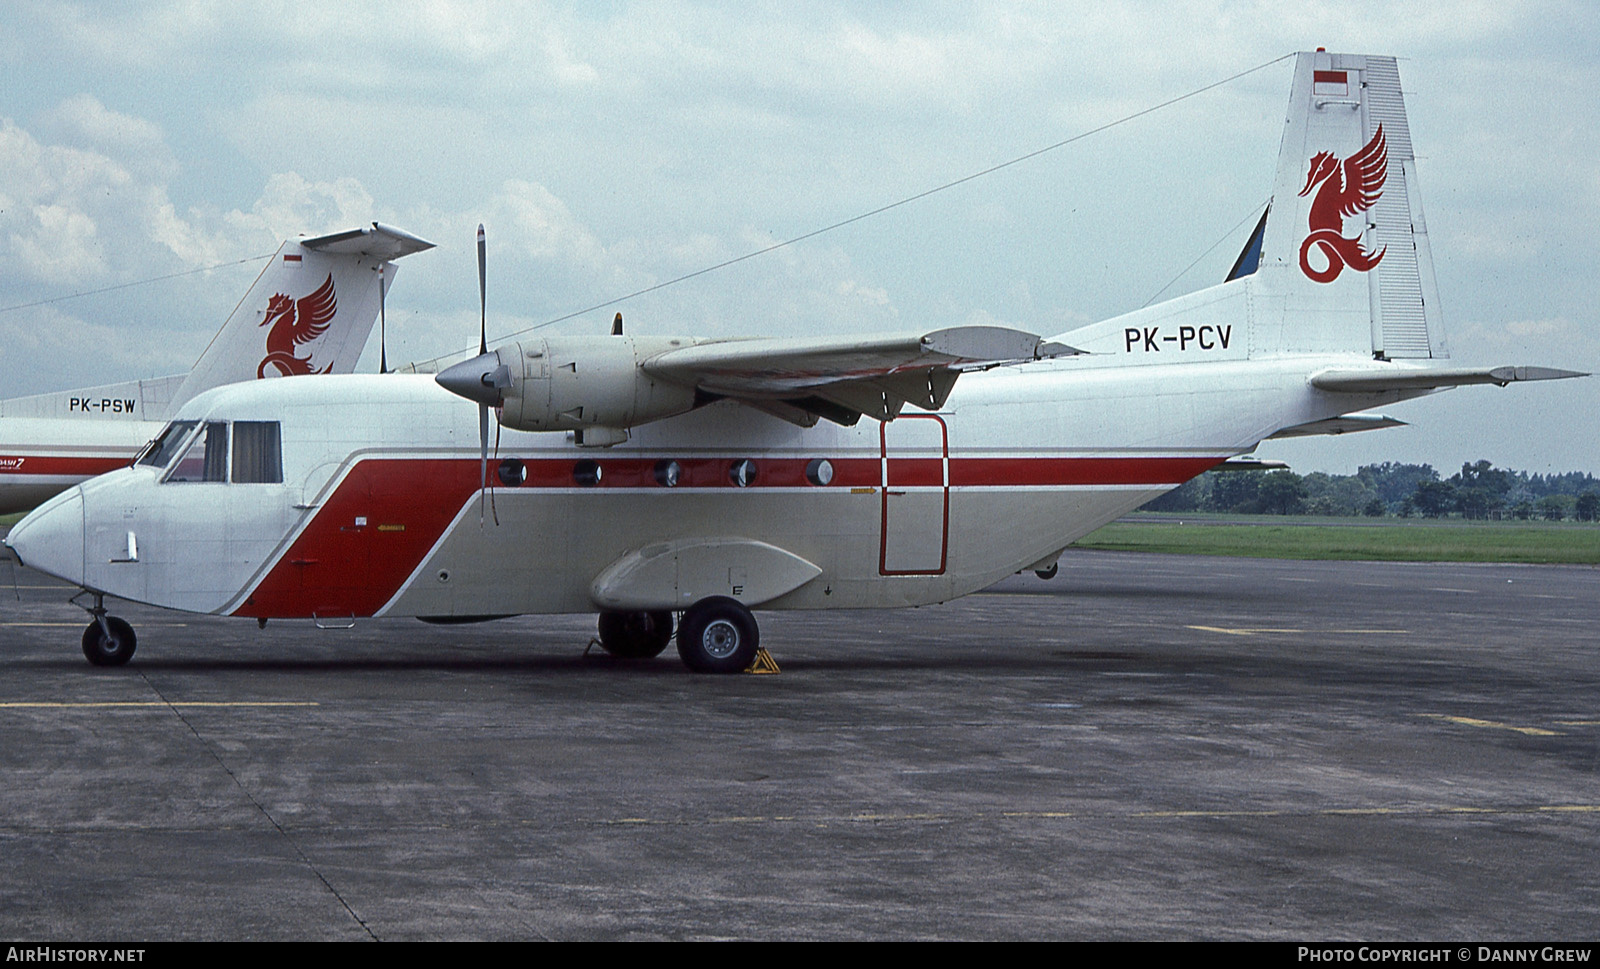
top-left (0, 622), bottom-right (190, 628)
top-left (1422, 714), bottom-right (1561, 736)
top-left (0, 701), bottom-right (319, 709)
top-left (1186, 625), bottom-right (1408, 637)
top-left (599, 803), bottom-right (1600, 826)
top-left (1187, 625), bottom-right (1301, 636)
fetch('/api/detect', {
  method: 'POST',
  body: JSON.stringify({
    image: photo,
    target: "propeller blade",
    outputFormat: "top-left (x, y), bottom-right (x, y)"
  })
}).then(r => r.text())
top-left (479, 402), bottom-right (489, 524)
top-left (476, 223), bottom-right (489, 522)
top-left (477, 223), bottom-right (487, 356)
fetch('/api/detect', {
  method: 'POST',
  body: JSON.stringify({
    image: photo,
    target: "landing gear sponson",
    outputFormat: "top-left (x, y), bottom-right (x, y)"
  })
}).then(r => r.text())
top-left (598, 597), bottom-right (760, 673)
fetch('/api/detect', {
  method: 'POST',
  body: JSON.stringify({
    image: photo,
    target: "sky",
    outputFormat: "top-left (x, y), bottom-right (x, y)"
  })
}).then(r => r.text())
top-left (1, 1), bottom-right (1595, 475)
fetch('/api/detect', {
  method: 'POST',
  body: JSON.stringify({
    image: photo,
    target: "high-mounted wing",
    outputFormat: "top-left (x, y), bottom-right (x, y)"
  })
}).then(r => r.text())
top-left (438, 325), bottom-right (1077, 438)
top-left (643, 326), bottom-right (1078, 423)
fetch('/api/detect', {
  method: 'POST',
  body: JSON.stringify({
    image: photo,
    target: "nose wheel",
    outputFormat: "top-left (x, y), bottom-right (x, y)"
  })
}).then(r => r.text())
top-left (69, 590), bottom-right (137, 667)
top-left (81, 616), bottom-right (137, 667)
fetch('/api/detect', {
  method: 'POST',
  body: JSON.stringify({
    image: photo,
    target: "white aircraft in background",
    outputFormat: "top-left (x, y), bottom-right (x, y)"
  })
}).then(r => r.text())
top-left (0, 223), bottom-right (434, 514)
top-left (6, 52), bottom-right (1583, 671)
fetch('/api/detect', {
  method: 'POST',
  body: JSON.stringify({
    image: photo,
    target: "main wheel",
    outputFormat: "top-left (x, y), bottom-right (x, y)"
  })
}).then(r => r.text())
top-left (597, 610), bottom-right (674, 658)
top-left (676, 597), bottom-right (759, 674)
top-left (81, 617), bottom-right (136, 667)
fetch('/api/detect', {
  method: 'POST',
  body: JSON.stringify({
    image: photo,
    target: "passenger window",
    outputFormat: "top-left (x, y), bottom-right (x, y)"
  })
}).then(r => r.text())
top-left (232, 422), bottom-right (283, 484)
top-left (166, 422), bottom-right (228, 483)
top-left (137, 421), bottom-right (198, 468)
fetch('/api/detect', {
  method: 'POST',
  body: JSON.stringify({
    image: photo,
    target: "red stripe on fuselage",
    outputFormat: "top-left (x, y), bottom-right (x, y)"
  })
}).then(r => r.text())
top-left (0, 455), bottom-right (130, 476)
top-left (947, 456), bottom-right (1222, 487)
top-left (235, 459), bottom-right (480, 619)
top-left (234, 453), bottom-right (1224, 620)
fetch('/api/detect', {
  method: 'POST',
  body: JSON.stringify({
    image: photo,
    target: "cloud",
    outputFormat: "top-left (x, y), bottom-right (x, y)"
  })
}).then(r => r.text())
top-left (225, 171), bottom-right (378, 241)
top-left (43, 94), bottom-right (178, 181)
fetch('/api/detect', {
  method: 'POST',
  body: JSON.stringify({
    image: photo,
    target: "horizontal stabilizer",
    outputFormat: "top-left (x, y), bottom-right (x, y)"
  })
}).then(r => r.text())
top-left (1213, 457), bottom-right (1292, 471)
top-left (300, 223), bottom-right (436, 260)
top-left (1312, 365), bottom-right (1587, 393)
top-left (1268, 412), bottom-right (1407, 438)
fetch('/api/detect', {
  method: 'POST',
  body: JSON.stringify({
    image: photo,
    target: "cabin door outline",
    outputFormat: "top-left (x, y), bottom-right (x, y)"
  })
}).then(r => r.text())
top-left (879, 413), bottom-right (949, 575)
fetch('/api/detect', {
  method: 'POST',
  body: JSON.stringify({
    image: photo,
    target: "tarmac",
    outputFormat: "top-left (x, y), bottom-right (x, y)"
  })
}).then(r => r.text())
top-left (0, 547), bottom-right (1596, 940)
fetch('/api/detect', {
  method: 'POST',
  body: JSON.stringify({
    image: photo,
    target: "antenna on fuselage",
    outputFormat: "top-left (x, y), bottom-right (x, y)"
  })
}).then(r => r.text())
top-left (379, 269), bottom-right (389, 374)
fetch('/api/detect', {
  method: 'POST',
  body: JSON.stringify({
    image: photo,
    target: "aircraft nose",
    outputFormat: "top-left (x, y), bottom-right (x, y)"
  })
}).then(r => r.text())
top-left (5, 488), bottom-right (85, 586)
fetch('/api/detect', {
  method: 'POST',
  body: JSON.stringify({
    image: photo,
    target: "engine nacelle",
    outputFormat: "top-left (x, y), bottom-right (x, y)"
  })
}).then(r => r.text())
top-left (495, 336), bottom-right (699, 434)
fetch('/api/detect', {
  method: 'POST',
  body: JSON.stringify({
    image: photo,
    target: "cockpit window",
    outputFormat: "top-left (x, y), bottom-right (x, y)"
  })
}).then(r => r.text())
top-left (137, 421), bottom-right (198, 468)
top-left (232, 422), bottom-right (283, 484)
top-left (165, 422), bottom-right (229, 483)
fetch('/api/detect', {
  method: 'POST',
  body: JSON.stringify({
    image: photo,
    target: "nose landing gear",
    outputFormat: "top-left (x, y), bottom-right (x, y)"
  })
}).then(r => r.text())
top-left (71, 590), bottom-right (136, 667)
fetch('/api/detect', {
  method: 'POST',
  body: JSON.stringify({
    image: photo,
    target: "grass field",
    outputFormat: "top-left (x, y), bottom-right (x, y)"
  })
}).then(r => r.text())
top-left (1078, 517), bottom-right (1600, 564)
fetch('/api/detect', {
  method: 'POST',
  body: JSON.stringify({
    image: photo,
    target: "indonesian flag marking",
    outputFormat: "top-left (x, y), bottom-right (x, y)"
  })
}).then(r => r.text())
top-left (1313, 70), bottom-right (1348, 96)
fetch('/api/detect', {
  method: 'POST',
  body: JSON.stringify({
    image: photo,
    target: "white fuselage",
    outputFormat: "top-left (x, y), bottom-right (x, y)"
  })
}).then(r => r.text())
top-left (8, 343), bottom-right (1404, 621)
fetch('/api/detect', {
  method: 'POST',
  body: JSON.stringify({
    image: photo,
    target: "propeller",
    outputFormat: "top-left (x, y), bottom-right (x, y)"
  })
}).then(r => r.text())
top-left (435, 225), bottom-right (510, 525)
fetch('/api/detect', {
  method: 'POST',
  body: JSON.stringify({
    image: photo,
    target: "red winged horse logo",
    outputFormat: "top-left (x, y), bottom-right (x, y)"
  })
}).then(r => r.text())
top-left (257, 273), bottom-right (337, 377)
top-left (1298, 124), bottom-right (1388, 283)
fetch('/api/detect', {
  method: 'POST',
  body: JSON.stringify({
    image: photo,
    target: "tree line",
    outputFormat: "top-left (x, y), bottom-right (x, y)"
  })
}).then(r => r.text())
top-left (1144, 461), bottom-right (1600, 521)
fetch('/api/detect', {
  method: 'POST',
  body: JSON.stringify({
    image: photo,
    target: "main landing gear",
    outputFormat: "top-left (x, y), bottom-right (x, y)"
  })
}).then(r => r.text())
top-left (72, 591), bottom-right (136, 667)
top-left (676, 596), bottom-right (759, 674)
top-left (596, 597), bottom-right (762, 674)
top-left (596, 609), bottom-right (675, 659)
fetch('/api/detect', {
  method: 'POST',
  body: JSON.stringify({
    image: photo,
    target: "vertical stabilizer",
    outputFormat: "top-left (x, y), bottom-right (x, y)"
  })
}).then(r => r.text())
top-left (1255, 52), bottom-right (1446, 360)
top-left (168, 223), bottom-right (434, 415)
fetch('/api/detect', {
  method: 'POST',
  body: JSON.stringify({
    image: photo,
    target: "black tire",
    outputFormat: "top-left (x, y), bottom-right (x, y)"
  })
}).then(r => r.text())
top-left (1035, 562), bottom-right (1059, 580)
top-left (676, 597), bottom-right (759, 674)
top-left (81, 617), bottom-right (136, 667)
top-left (597, 610), bottom-right (674, 659)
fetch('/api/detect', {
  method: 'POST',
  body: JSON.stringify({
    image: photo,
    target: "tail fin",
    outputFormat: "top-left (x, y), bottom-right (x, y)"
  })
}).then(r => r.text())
top-left (167, 223), bottom-right (434, 414)
top-left (1255, 52), bottom-right (1446, 360)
